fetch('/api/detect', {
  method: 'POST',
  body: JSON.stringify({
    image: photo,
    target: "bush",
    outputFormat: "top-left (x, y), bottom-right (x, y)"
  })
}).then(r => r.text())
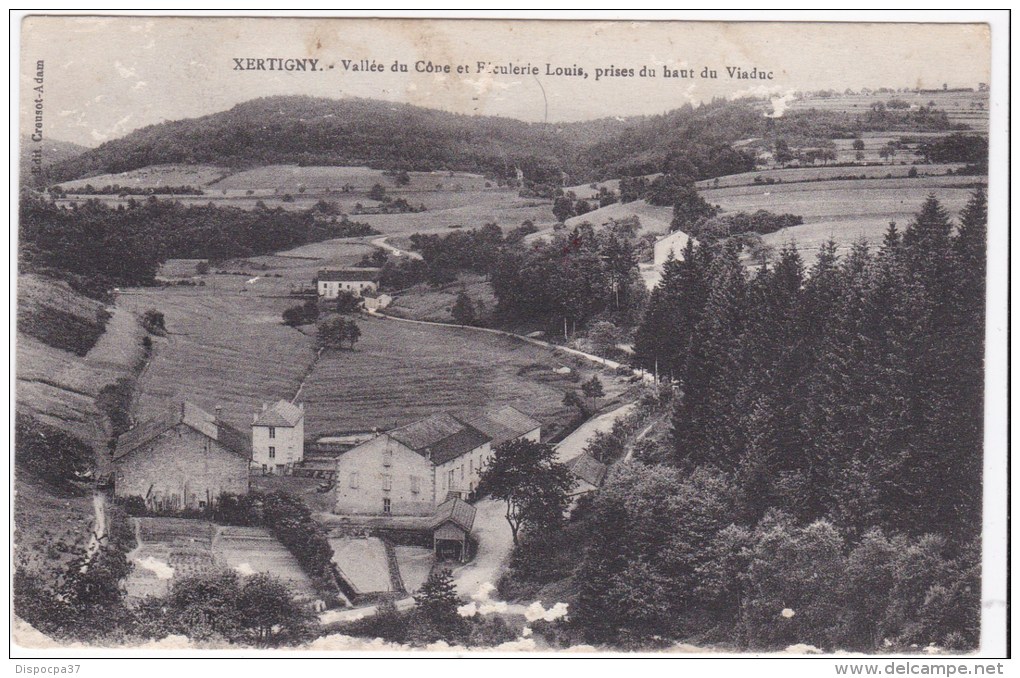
top-left (15, 413), bottom-right (94, 486)
top-left (142, 309), bottom-right (167, 335)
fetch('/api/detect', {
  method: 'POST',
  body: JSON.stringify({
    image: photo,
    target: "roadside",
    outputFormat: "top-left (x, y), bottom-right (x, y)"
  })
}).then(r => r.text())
top-left (553, 403), bottom-right (636, 465)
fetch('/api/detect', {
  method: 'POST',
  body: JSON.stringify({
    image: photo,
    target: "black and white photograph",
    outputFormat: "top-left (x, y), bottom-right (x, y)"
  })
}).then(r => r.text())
top-left (9, 10), bottom-right (1009, 666)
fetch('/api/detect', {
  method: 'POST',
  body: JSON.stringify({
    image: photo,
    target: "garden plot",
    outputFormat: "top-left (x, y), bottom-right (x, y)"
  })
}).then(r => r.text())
top-left (329, 536), bottom-right (392, 595)
top-left (124, 518), bottom-right (218, 600)
top-left (394, 546), bottom-right (434, 594)
top-left (213, 526), bottom-right (318, 599)
top-left (124, 518), bottom-right (318, 601)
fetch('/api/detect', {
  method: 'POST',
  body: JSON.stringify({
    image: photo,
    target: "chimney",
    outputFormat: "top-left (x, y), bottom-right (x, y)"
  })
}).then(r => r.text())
top-left (215, 405), bottom-right (223, 421)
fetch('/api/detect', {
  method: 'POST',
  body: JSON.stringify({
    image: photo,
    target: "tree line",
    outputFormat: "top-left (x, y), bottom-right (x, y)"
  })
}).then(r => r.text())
top-left (19, 193), bottom-right (379, 292)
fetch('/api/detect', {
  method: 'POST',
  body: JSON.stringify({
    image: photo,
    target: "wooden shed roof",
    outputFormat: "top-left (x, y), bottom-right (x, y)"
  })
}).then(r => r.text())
top-left (430, 497), bottom-right (477, 533)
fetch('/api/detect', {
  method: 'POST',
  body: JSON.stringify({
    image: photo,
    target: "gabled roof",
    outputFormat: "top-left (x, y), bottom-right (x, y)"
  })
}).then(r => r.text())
top-left (461, 405), bottom-right (541, 447)
top-left (114, 402), bottom-right (251, 461)
top-left (431, 497), bottom-right (477, 533)
top-left (387, 413), bottom-right (491, 466)
top-left (566, 452), bottom-right (607, 488)
top-left (389, 413), bottom-right (465, 451)
top-left (317, 268), bottom-right (381, 282)
top-left (253, 400), bottom-right (303, 427)
top-left (427, 425), bottom-right (491, 466)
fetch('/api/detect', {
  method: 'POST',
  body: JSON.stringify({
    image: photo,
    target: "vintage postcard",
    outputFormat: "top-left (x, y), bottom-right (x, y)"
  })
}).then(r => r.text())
top-left (12, 12), bottom-right (1007, 662)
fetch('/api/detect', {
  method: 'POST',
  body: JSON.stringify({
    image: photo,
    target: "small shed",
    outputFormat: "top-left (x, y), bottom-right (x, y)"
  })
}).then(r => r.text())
top-left (430, 497), bottom-right (476, 563)
top-left (566, 452), bottom-right (608, 496)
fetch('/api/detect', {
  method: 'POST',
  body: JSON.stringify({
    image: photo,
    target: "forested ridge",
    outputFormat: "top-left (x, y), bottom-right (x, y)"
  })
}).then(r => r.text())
top-left (40, 95), bottom-right (967, 187)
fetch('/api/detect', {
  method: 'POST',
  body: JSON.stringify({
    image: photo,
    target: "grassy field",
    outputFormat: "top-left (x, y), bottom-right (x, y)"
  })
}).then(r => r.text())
top-left (13, 475), bottom-right (93, 575)
top-left (388, 274), bottom-right (497, 324)
top-left (17, 275), bottom-right (148, 448)
top-left (353, 190), bottom-right (553, 236)
top-left (695, 163), bottom-right (970, 190)
top-left (299, 315), bottom-right (633, 439)
top-left (115, 287), bottom-right (317, 433)
top-left (787, 90), bottom-right (989, 133)
top-left (56, 164), bottom-right (230, 191)
top-left (699, 174), bottom-right (986, 263)
top-left (562, 199), bottom-right (673, 236)
top-left (214, 165), bottom-right (493, 193)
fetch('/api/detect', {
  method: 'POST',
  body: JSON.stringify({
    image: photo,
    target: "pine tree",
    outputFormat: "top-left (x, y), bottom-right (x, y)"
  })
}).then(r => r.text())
top-left (672, 242), bottom-right (747, 469)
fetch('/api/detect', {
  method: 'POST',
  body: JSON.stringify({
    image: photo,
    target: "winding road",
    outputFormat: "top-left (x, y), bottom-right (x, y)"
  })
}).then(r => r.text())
top-left (370, 236), bottom-right (423, 261)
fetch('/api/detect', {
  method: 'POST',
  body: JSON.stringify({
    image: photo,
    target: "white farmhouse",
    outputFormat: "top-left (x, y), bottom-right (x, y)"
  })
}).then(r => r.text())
top-left (334, 406), bottom-right (541, 517)
top-left (653, 229), bottom-right (693, 267)
top-left (316, 268), bottom-right (382, 299)
top-left (252, 400), bottom-right (305, 474)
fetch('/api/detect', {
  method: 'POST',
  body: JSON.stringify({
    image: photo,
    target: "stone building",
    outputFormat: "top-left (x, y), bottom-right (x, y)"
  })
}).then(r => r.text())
top-left (333, 406), bottom-right (541, 517)
top-left (112, 402), bottom-right (251, 511)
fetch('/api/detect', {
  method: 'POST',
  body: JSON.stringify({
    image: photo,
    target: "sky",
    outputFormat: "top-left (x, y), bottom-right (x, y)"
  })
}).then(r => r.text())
top-left (19, 16), bottom-right (990, 147)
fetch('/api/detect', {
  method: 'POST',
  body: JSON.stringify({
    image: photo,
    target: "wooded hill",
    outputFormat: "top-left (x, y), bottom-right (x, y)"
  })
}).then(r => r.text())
top-left (40, 95), bottom-right (969, 187)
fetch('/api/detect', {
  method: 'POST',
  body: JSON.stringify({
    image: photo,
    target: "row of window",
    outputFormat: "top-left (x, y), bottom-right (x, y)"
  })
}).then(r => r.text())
top-left (348, 472), bottom-right (421, 493)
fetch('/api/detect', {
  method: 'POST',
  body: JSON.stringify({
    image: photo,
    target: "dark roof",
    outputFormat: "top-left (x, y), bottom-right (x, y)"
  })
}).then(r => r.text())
top-left (566, 452), bottom-right (607, 488)
top-left (431, 497), bottom-right (477, 533)
top-left (460, 405), bottom-right (541, 447)
top-left (387, 413), bottom-right (491, 465)
top-left (253, 400), bottom-right (304, 427)
top-left (389, 413), bottom-right (465, 451)
top-left (114, 402), bottom-right (251, 461)
top-left (427, 425), bottom-right (491, 465)
top-left (317, 268), bottom-right (381, 282)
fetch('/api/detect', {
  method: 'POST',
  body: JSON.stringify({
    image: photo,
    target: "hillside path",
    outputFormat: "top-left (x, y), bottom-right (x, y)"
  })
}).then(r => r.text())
top-left (371, 236), bottom-right (423, 261)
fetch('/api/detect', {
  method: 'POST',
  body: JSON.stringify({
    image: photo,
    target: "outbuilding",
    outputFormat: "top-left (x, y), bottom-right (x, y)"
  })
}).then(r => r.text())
top-left (431, 497), bottom-right (476, 562)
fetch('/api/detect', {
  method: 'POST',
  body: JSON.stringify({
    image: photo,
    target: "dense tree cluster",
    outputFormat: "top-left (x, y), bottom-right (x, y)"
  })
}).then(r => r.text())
top-left (571, 466), bottom-right (979, 650)
top-left (918, 133), bottom-right (988, 165)
top-left (44, 96), bottom-right (580, 186)
top-left (572, 191), bottom-right (987, 649)
top-left (491, 224), bottom-right (646, 332)
top-left (690, 210), bottom-right (804, 241)
top-left (19, 194), bottom-right (379, 289)
top-left (54, 184), bottom-right (205, 196)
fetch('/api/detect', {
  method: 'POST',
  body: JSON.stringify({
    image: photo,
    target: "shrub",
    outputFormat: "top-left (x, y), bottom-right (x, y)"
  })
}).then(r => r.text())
top-left (15, 413), bottom-right (94, 486)
top-left (141, 309), bottom-right (167, 335)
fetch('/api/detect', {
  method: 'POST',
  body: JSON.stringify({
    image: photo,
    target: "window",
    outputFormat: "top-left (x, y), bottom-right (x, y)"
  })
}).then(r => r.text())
top-left (269, 426), bottom-right (276, 439)
top-left (383, 448), bottom-right (392, 467)
top-left (349, 472), bottom-right (359, 489)
top-left (268, 446), bottom-right (276, 459)
top-left (469, 459), bottom-right (473, 475)
top-left (382, 474), bottom-right (392, 491)
top-left (411, 476), bottom-right (420, 494)
top-left (383, 498), bottom-right (391, 514)
top-left (448, 469), bottom-right (455, 487)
